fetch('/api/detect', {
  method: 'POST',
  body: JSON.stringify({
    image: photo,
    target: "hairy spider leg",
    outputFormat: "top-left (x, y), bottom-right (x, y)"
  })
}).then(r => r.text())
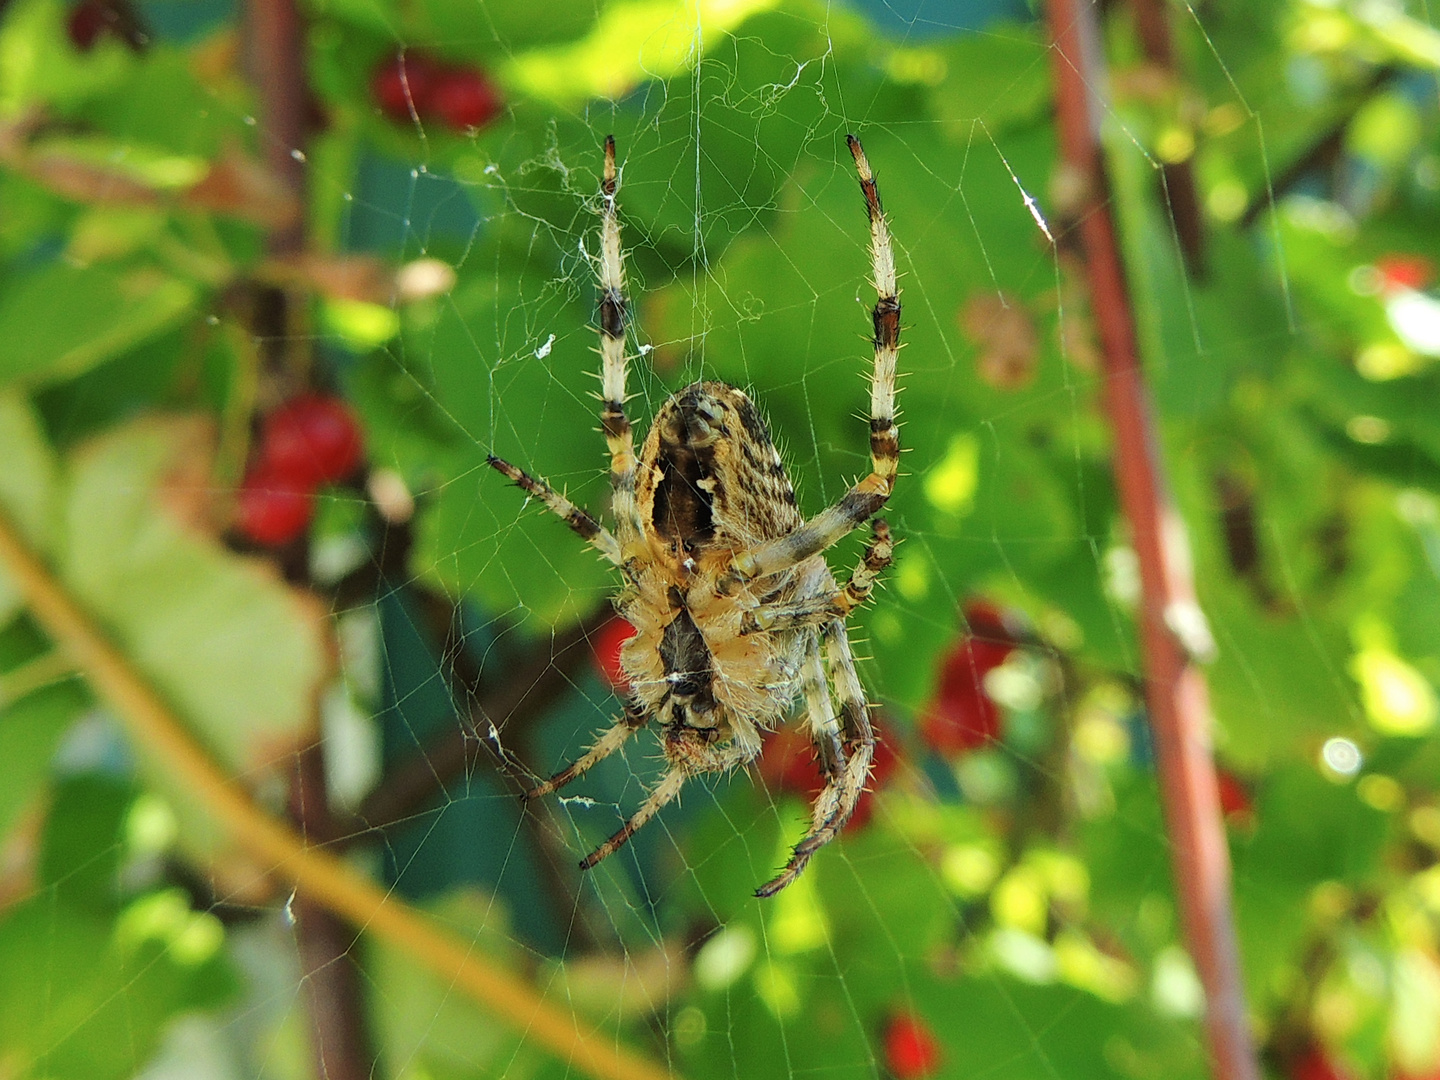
top-left (484, 455), bottom-right (622, 566)
top-left (523, 704), bottom-right (647, 800)
top-left (740, 519), bottom-right (895, 635)
top-left (579, 741), bottom-right (754, 870)
top-left (756, 621), bottom-right (877, 897)
top-left (598, 135), bottom-right (646, 549)
top-left (727, 134), bottom-right (901, 588)
top-left (795, 643), bottom-right (849, 826)
top-left (835, 517), bottom-right (895, 615)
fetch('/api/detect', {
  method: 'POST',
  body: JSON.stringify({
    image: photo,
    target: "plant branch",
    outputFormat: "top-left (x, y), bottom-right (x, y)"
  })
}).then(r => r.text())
top-left (351, 604), bottom-right (608, 836)
top-left (1046, 4), bottom-right (1260, 1080)
top-left (1128, 0), bottom-right (1207, 278)
top-left (291, 742), bottom-right (375, 1080)
top-left (1238, 65), bottom-right (1399, 229)
top-left (245, 0), bottom-right (306, 257)
top-left (0, 506), bottom-right (681, 1080)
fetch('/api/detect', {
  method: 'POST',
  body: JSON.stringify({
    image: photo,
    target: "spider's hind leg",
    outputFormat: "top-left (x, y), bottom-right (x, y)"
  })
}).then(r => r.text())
top-left (580, 732), bottom-right (754, 870)
top-left (596, 135), bottom-right (645, 544)
top-left (756, 621), bottom-right (876, 898)
top-left (487, 455), bottom-right (623, 566)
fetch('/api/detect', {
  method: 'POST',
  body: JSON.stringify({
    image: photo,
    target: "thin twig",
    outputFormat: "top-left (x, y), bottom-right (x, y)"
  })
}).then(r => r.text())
top-left (352, 606), bottom-right (609, 835)
top-left (1128, 0), bottom-right (1207, 278)
top-left (291, 742), bottom-right (375, 1080)
top-left (1238, 65), bottom-right (1399, 228)
top-left (0, 506), bottom-right (681, 1080)
top-left (1046, 4), bottom-right (1261, 1080)
top-left (241, 0), bottom-right (370, 1066)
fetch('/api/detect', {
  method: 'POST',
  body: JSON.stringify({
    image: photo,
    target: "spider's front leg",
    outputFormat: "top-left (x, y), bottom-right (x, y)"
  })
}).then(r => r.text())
top-left (756, 622), bottom-right (876, 897)
top-left (741, 519), bottom-right (894, 635)
top-left (486, 455), bottom-right (623, 566)
top-left (596, 135), bottom-right (646, 548)
top-left (725, 135), bottom-right (901, 590)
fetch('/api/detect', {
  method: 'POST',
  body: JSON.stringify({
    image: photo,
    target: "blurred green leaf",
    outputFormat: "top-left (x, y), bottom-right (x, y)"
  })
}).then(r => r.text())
top-left (0, 262), bottom-right (197, 388)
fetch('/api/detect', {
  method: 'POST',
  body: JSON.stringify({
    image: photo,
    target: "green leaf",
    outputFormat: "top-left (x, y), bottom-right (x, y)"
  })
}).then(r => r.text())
top-left (60, 417), bottom-right (328, 778)
top-left (0, 263), bottom-right (198, 389)
top-left (0, 892), bottom-right (234, 1080)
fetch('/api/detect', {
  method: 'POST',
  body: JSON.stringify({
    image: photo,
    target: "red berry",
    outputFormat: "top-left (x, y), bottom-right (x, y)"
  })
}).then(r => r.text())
top-left (260, 394), bottom-right (364, 488)
top-left (882, 1014), bottom-right (943, 1080)
top-left (1290, 1048), bottom-right (1354, 1080)
top-left (591, 617), bottom-right (637, 691)
top-left (236, 463), bottom-right (314, 546)
top-left (1375, 253), bottom-right (1435, 293)
top-left (961, 598), bottom-right (1011, 641)
top-left (430, 67), bottom-right (503, 131)
top-left (1215, 768), bottom-right (1253, 821)
top-left (919, 633), bottom-right (1014, 757)
top-left (371, 53), bottom-right (439, 123)
top-left (67, 0), bottom-right (108, 49)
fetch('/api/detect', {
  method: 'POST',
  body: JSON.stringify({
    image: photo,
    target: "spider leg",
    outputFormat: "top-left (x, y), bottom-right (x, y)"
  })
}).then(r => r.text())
top-left (487, 455), bottom-right (622, 566)
top-left (796, 642), bottom-right (848, 825)
top-left (756, 620), bottom-right (875, 898)
top-left (523, 704), bottom-right (647, 800)
top-left (597, 135), bottom-right (646, 548)
top-left (579, 739), bottom-right (754, 870)
top-left (741, 520), bottom-right (894, 634)
top-left (726, 136), bottom-right (900, 587)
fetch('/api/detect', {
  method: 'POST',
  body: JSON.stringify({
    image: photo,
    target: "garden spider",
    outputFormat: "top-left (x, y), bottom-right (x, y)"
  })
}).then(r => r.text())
top-left (488, 134), bottom-right (901, 897)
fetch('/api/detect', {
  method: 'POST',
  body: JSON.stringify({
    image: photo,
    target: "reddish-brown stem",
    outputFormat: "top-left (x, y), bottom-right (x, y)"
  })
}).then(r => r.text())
top-left (291, 744), bottom-right (376, 1080)
top-left (1047, 4), bottom-right (1260, 1080)
top-left (246, 0), bottom-right (307, 256)
top-left (243, 0), bottom-right (372, 1071)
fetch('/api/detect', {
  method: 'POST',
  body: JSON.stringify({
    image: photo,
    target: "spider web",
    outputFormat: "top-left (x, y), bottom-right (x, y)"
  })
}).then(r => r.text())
top-left (9, 0), bottom-right (1440, 1078)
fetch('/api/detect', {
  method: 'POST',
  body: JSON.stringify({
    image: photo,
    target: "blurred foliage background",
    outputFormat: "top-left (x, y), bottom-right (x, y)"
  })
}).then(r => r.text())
top-left (2, 0), bottom-right (1440, 1077)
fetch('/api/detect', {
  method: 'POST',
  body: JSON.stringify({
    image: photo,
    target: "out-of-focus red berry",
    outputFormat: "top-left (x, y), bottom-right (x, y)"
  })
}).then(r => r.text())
top-left (1290, 1048), bottom-right (1355, 1080)
top-left (260, 394), bottom-right (364, 488)
top-left (919, 632), bottom-right (1014, 757)
top-left (759, 719), bottom-right (899, 831)
top-left (961, 598), bottom-right (1011, 641)
top-left (591, 617), bottom-right (637, 691)
top-left (236, 463), bottom-right (314, 546)
top-left (430, 68), bottom-right (503, 131)
top-left (1376, 253), bottom-right (1435, 293)
top-left (1216, 768), bottom-right (1254, 822)
top-left (371, 53), bottom-right (440, 122)
top-left (882, 1013), bottom-right (943, 1080)
top-left (67, 0), bottom-right (108, 49)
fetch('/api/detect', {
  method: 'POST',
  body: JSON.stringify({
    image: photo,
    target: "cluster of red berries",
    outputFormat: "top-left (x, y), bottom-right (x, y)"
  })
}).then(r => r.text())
top-left (882, 1013), bottom-right (944, 1079)
top-left (371, 52), bottom-right (503, 132)
top-left (918, 600), bottom-right (1016, 757)
top-left (236, 394), bottom-right (365, 547)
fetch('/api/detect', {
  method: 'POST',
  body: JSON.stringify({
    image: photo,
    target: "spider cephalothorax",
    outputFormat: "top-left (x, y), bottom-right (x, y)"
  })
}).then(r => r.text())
top-left (488, 134), bottom-right (901, 896)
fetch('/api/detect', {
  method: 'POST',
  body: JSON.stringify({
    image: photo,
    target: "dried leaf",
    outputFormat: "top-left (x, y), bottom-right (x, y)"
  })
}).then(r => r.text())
top-left (960, 292), bottom-right (1040, 390)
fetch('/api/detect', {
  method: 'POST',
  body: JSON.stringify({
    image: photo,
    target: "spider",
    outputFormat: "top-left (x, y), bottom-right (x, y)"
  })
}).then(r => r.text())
top-left (488, 133), bottom-right (901, 897)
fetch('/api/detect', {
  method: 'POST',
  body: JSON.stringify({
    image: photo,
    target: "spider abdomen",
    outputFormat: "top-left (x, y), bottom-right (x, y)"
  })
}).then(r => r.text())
top-left (636, 380), bottom-right (803, 559)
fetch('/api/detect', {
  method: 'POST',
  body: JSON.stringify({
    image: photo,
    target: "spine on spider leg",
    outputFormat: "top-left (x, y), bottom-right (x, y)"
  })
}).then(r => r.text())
top-left (597, 135), bottom-right (640, 539)
top-left (847, 134), bottom-right (901, 498)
